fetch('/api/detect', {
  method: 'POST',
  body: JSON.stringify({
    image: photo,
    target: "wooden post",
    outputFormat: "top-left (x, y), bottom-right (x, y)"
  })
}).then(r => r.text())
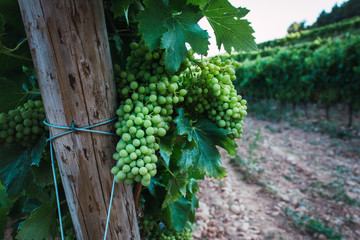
top-left (18, 0), bottom-right (140, 239)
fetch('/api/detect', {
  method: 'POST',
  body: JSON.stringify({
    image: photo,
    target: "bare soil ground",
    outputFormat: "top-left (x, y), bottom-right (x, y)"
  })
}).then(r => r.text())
top-left (193, 117), bottom-right (360, 240)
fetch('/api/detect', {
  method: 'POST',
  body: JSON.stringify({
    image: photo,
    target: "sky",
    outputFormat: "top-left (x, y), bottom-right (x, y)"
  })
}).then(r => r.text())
top-left (199, 0), bottom-right (348, 56)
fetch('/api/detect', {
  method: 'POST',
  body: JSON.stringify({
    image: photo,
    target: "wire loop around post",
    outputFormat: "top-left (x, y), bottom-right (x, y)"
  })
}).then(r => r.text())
top-left (45, 117), bottom-right (118, 240)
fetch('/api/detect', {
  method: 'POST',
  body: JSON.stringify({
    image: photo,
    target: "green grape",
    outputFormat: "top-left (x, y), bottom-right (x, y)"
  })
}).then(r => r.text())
top-left (134, 117), bottom-right (143, 125)
top-left (145, 127), bottom-right (154, 135)
top-left (130, 152), bottom-right (138, 160)
top-left (143, 173), bottom-right (151, 181)
top-left (137, 159), bottom-right (145, 168)
top-left (136, 129), bottom-right (145, 138)
top-left (152, 115), bottom-right (162, 125)
top-left (131, 167), bottom-right (139, 175)
top-left (119, 149), bottom-right (128, 158)
top-left (113, 152), bottom-right (120, 161)
top-left (150, 154), bottom-right (158, 163)
top-left (115, 171), bottom-right (126, 182)
top-left (149, 169), bottom-right (157, 177)
top-left (130, 42), bottom-right (138, 50)
top-left (111, 166), bottom-right (120, 175)
top-left (158, 128), bottom-right (166, 137)
top-left (126, 144), bottom-right (136, 153)
top-left (146, 135), bottom-right (155, 144)
top-left (179, 89), bottom-right (187, 96)
top-left (122, 165), bottom-right (131, 173)
top-left (122, 133), bottom-right (131, 142)
top-left (144, 156), bottom-right (151, 164)
top-left (139, 167), bottom-right (148, 175)
top-left (140, 145), bottom-right (148, 154)
top-left (145, 163), bottom-right (153, 171)
top-left (141, 178), bottom-right (151, 187)
top-left (143, 120), bottom-right (152, 128)
top-left (133, 139), bottom-right (141, 147)
top-left (145, 52), bottom-right (153, 61)
top-left (157, 82), bottom-right (166, 91)
top-left (158, 96), bottom-right (166, 104)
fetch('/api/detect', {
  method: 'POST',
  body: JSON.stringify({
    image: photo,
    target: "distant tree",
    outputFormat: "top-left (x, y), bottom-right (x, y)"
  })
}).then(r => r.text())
top-left (312, 10), bottom-right (329, 28)
top-left (311, 0), bottom-right (360, 28)
top-left (287, 21), bottom-right (306, 34)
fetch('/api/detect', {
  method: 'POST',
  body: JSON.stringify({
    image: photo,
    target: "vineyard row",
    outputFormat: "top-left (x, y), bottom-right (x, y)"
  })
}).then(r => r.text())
top-left (228, 34), bottom-right (360, 125)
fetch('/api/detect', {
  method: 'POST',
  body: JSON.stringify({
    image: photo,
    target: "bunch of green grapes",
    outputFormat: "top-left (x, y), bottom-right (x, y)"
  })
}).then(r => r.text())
top-left (0, 100), bottom-right (46, 146)
top-left (140, 218), bottom-right (193, 240)
top-left (154, 227), bottom-right (193, 240)
top-left (112, 40), bottom-right (247, 186)
top-left (111, 41), bottom-right (188, 187)
top-left (183, 57), bottom-right (247, 139)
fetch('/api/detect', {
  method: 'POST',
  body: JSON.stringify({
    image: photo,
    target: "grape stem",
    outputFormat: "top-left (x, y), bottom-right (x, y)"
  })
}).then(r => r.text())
top-left (0, 49), bottom-right (32, 61)
top-left (0, 38), bottom-right (32, 61)
top-left (27, 90), bottom-right (41, 95)
top-left (2, 38), bottom-right (28, 52)
top-left (189, 66), bottom-right (194, 78)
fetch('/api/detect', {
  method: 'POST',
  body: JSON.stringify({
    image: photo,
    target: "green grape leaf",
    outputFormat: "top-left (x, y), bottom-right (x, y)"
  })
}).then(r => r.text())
top-left (147, 178), bottom-right (166, 197)
top-left (0, 136), bottom-right (47, 198)
top-left (30, 135), bottom-right (47, 167)
top-left (162, 171), bottom-right (188, 208)
top-left (31, 159), bottom-right (53, 186)
top-left (187, 178), bottom-right (199, 222)
top-left (204, 0), bottom-right (257, 53)
top-left (189, 167), bottom-right (205, 180)
top-left (110, 0), bottom-right (134, 19)
top-left (169, 196), bottom-right (191, 231)
top-left (186, 0), bottom-right (208, 9)
top-left (170, 142), bottom-right (184, 163)
top-left (16, 203), bottom-right (58, 240)
top-left (174, 108), bottom-right (238, 178)
top-left (136, 0), bottom-right (168, 52)
top-left (137, 0), bottom-right (209, 73)
top-left (25, 183), bottom-right (50, 204)
top-left (177, 141), bottom-right (197, 173)
top-left (159, 129), bottom-right (176, 156)
top-left (173, 108), bottom-right (193, 142)
top-left (160, 205), bottom-right (173, 229)
top-left (21, 197), bottom-right (42, 215)
top-left (0, 77), bottom-right (32, 113)
top-left (187, 178), bottom-right (199, 203)
top-left (159, 150), bottom-right (170, 167)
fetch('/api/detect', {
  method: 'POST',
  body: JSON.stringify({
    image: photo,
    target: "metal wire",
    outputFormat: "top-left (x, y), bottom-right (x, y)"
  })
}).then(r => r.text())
top-left (45, 117), bottom-right (118, 240)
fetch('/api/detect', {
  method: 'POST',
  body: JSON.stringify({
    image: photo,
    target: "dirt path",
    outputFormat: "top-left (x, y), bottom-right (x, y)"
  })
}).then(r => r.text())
top-left (193, 117), bottom-right (360, 240)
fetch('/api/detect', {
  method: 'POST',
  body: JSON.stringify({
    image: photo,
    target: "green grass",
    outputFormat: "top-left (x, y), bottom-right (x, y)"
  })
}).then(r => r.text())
top-left (309, 177), bottom-right (359, 207)
top-left (285, 207), bottom-right (342, 239)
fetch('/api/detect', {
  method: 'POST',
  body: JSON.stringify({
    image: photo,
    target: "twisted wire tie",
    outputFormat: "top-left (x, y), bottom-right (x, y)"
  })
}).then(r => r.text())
top-left (44, 117), bottom-right (117, 240)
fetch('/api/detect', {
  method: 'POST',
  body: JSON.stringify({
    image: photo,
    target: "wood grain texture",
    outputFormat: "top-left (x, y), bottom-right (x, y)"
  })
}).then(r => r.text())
top-left (18, 0), bottom-right (140, 239)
